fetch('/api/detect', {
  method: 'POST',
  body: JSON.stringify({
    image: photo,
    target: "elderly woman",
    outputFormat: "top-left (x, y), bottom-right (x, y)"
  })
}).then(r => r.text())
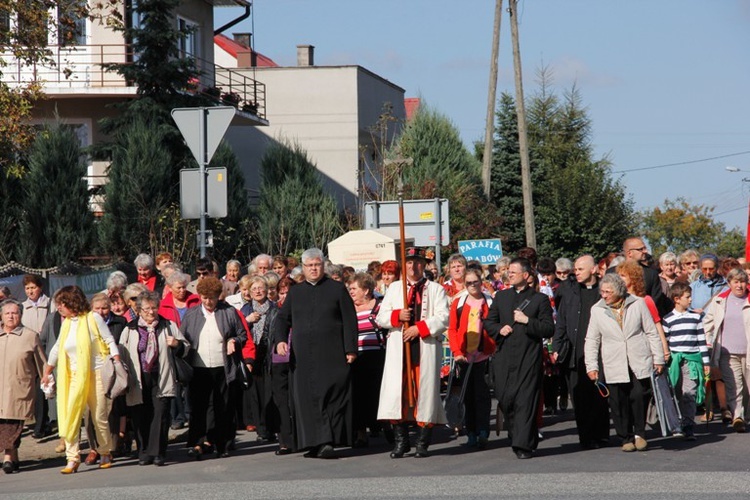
top-left (240, 276), bottom-right (277, 440)
top-left (0, 300), bottom-right (46, 474)
top-left (585, 274), bottom-right (665, 452)
top-left (134, 254), bottom-right (165, 296)
top-left (269, 276), bottom-right (295, 455)
top-left (264, 272), bottom-right (280, 303)
top-left (42, 286), bottom-right (120, 473)
top-left (703, 267), bottom-right (750, 432)
top-left (678, 249), bottom-right (701, 283)
top-left (119, 291), bottom-right (190, 466)
top-left (443, 253), bottom-right (468, 298)
top-left (658, 251), bottom-right (680, 296)
top-left (180, 277), bottom-right (250, 459)
top-left (123, 283), bottom-right (148, 323)
top-left (253, 254), bottom-right (273, 276)
top-left (347, 272), bottom-right (387, 447)
top-left (158, 272), bottom-right (200, 328)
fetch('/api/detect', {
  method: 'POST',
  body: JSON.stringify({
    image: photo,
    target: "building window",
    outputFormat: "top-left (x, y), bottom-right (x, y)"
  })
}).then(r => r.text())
top-left (58, 0), bottom-right (87, 46)
top-left (0, 7), bottom-right (10, 45)
top-left (178, 17), bottom-right (199, 59)
top-left (16, 0), bottom-right (48, 48)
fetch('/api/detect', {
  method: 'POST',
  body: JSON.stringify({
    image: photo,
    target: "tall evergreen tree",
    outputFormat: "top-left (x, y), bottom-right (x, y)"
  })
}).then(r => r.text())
top-left (18, 123), bottom-right (94, 266)
top-left (255, 141), bottom-right (342, 255)
top-left (491, 78), bottom-right (634, 257)
top-left (491, 93), bottom-right (525, 251)
top-left (98, 116), bottom-right (184, 260)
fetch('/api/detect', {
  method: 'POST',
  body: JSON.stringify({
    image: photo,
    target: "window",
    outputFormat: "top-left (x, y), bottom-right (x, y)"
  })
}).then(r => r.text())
top-left (0, 7), bottom-right (10, 46)
top-left (16, 0), bottom-right (48, 48)
top-left (177, 17), bottom-right (199, 59)
top-left (58, 0), bottom-right (87, 46)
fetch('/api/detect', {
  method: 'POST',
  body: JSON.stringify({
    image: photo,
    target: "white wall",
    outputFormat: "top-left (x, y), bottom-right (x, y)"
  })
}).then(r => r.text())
top-left (224, 65), bottom-right (405, 209)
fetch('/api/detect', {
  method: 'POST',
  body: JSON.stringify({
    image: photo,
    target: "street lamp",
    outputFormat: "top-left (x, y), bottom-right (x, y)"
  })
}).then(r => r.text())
top-left (726, 166), bottom-right (750, 260)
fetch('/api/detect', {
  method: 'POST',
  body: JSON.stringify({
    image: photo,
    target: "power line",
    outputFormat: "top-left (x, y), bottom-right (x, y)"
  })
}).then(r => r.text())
top-left (612, 150), bottom-right (750, 174)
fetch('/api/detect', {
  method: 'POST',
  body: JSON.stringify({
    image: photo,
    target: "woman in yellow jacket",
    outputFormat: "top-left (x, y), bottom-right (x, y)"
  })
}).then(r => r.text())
top-left (42, 286), bottom-right (120, 474)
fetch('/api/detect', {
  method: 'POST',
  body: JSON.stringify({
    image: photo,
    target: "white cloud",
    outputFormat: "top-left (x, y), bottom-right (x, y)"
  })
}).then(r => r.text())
top-left (547, 55), bottom-right (622, 87)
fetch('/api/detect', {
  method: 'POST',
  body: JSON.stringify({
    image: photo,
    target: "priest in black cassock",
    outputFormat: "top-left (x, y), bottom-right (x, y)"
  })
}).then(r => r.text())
top-left (484, 257), bottom-right (554, 459)
top-left (272, 248), bottom-right (358, 459)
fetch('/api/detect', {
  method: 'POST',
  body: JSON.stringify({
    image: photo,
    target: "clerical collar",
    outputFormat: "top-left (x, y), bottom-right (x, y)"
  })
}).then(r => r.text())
top-left (514, 285), bottom-right (528, 293)
top-left (306, 279), bottom-right (321, 286)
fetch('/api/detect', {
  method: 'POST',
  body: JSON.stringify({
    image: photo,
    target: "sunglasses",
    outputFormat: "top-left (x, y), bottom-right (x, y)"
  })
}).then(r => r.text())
top-left (465, 280), bottom-right (481, 287)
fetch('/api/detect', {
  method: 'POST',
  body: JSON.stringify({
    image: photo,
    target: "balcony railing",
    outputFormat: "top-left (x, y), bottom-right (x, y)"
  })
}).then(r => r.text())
top-left (1, 44), bottom-right (266, 120)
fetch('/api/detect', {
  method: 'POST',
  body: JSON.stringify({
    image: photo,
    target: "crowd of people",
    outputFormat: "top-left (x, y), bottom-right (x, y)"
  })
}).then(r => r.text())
top-left (0, 236), bottom-right (747, 473)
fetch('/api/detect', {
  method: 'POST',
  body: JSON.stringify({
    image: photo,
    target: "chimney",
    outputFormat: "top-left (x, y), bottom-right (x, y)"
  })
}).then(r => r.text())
top-left (233, 33), bottom-right (251, 48)
top-left (297, 44), bottom-right (314, 67)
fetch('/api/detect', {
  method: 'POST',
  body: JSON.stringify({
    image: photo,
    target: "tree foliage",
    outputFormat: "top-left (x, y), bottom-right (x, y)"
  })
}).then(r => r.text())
top-left (491, 70), bottom-right (634, 257)
top-left (18, 123), bottom-right (94, 266)
top-left (98, 116), bottom-right (196, 261)
top-left (384, 104), bottom-right (503, 247)
top-left (638, 197), bottom-right (745, 257)
top-left (255, 141), bottom-right (342, 255)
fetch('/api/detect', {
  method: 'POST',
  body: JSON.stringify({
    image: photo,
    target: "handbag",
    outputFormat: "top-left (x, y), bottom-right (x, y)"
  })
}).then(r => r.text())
top-left (101, 356), bottom-right (129, 399)
top-left (235, 351), bottom-right (253, 390)
top-left (444, 360), bottom-right (474, 428)
top-left (169, 347), bottom-right (194, 384)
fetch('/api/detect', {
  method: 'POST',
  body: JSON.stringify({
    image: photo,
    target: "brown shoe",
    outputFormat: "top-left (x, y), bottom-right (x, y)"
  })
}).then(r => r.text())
top-left (732, 418), bottom-right (746, 433)
top-left (722, 409), bottom-right (733, 424)
top-left (84, 451), bottom-right (99, 466)
top-left (621, 442), bottom-right (636, 452)
top-left (634, 436), bottom-right (648, 451)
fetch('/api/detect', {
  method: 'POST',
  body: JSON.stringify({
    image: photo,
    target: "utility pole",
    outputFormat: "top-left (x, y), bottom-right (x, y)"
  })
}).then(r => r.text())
top-left (509, 0), bottom-right (536, 248)
top-left (482, 0), bottom-right (503, 200)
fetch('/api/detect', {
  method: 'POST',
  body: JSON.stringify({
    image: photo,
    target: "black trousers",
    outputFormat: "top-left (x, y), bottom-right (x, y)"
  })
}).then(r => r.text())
top-left (608, 370), bottom-right (651, 444)
top-left (244, 371), bottom-right (268, 436)
top-left (566, 361), bottom-right (610, 444)
top-left (189, 366), bottom-right (237, 453)
top-left (33, 384), bottom-right (49, 435)
top-left (351, 349), bottom-right (386, 433)
top-left (271, 363), bottom-right (294, 449)
top-left (463, 360), bottom-right (491, 434)
top-left (131, 371), bottom-right (173, 459)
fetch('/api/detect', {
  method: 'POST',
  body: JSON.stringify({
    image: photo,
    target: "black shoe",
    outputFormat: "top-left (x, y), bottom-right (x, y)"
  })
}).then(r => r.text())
top-left (153, 456), bottom-right (166, 466)
top-left (303, 446), bottom-right (320, 458)
top-left (414, 426), bottom-right (433, 458)
top-left (12, 461), bottom-right (19, 472)
top-left (383, 425), bottom-right (395, 445)
top-left (515, 449), bottom-right (532, 459)
top-left (31, 432), bottom-right (44, 440)
top-left (352, 438), bottom-right (369, 448)
top-left (275, 448), bottom-right (292, 456)
top-left (138, 456), bottom-right (154, 466)
top-left (216, 451), bottom-right (230, 459)
top-left (317, 444), bottom-right (335, 459)
top-left (2, 461), bottom-right (14, 474)
top-left (187, 446), bottom-right (202, 461)
top-left (389, 423), bottom-right (411, 459)
top-left (170, 422), bottom-right (185, 430)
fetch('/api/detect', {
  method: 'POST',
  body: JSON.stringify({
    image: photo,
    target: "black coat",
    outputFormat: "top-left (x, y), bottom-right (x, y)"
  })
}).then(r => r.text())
top-left (272, 276), bottom-right (358, 449)
top-left (551, 279), bottom-right (598, 369)
top-left (484, 286), bottom-right (554, 452)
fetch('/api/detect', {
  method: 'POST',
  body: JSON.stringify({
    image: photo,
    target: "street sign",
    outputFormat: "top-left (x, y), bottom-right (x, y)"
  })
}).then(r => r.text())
top-left (458, 238), bottom-right (503, 264)
top-left (364, 198), bottom-right (450, 247)
top-left (171, 106), bottom-right (235, 166)
top-left (180, 167), bottom-right (228, 219)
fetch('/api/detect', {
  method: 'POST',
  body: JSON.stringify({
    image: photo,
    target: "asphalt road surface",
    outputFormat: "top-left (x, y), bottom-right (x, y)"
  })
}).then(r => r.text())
top-left (2, 410), bottom-right (749, 499)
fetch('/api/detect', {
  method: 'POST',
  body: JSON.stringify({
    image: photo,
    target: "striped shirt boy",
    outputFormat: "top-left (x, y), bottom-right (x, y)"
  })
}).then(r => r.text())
top-left (661, 309), bottom-right (710, 365)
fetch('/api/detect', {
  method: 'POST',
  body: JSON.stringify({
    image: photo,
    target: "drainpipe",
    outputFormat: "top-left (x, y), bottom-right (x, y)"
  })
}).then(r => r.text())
top-left (214, 0), bottom-right (251, 36)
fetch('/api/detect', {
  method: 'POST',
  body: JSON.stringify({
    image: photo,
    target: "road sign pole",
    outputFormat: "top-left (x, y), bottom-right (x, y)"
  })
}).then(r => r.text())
top-left (434, 197), bottom-right (442, 271)
top-left (200, 107), bottom-right (208, 258)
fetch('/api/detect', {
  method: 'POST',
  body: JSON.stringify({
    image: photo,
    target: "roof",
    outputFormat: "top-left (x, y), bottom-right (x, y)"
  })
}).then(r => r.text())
top-left (214, 34), bottom-right (279, 67)
top-left (404, 97), bottom-right (420, 121)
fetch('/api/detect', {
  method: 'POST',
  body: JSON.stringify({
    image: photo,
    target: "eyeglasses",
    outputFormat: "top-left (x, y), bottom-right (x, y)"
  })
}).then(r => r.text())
top-left (685, 261), bottom-right (699, 266)
top-left (140, 307), bottom-right (156, 313)
top-left (556, 271), bottom-right (569, 277)
top-left (465, 280), bottom-right (481, 287)
top-left (303, 263), bottom-right (323, 268)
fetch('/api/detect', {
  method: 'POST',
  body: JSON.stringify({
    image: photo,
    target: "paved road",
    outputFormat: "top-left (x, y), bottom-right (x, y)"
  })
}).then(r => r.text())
top-left (2, 411), bottom-right (749, 499)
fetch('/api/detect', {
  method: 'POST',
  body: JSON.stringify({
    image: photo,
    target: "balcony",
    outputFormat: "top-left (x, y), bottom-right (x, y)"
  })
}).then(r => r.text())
top-left (1, 44), bottom-right (267, 121)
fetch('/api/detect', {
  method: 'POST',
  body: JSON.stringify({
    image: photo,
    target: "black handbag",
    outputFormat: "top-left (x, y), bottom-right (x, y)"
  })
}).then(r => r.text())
top-left (169, 347), bottom-right (194, 384)
top-left (235, 351), bottom-right (253, 390)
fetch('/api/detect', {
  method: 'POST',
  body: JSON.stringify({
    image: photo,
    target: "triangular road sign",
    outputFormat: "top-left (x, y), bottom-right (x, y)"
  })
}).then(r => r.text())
top-left (171, 106), bottom-right (235, 166)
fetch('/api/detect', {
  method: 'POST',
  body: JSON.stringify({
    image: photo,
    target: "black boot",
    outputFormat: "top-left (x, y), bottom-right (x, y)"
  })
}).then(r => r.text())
top-left (415, 425), bottom-right (433, 458)
top-left (389, 423), bottom-right (411, 458)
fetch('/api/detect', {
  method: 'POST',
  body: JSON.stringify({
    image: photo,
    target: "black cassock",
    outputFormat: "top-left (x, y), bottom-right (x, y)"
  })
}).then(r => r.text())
top-left (272, 276), bottom-right (358, 449)
top-left (484, 286), bottom-right (554, 453)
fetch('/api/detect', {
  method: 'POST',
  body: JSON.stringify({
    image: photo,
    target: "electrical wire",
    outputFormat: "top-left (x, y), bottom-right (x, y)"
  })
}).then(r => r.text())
top-left (612, 150), bottom-right (750, 174)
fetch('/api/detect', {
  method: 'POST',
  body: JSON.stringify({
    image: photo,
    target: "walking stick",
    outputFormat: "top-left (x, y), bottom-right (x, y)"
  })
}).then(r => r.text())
top-left (398, 181), bottom-right (417, 410)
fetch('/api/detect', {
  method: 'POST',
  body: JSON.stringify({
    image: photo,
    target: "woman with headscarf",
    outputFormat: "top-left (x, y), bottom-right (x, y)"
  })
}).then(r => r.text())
top-left (0, 299), bottom-right (46, 474)
top-left (119, 291), bottom-right (190, 465)
top-left (42, 286), bottom-right (120, 474)
top-left (240, 276), bottom-right (277, 440)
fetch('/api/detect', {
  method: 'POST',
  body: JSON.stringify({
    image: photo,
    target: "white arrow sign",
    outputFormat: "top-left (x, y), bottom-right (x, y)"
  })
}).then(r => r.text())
top-left (171, 106), bottom-right (235, 166)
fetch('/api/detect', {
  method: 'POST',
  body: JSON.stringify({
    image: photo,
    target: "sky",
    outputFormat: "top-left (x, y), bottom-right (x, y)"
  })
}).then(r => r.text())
top-left (215, 0), bottom-right (750, 230)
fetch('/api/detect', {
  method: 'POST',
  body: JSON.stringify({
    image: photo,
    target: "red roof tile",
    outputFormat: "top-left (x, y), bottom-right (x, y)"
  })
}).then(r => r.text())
top-left (215, 34), bottom-right (279, 67)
